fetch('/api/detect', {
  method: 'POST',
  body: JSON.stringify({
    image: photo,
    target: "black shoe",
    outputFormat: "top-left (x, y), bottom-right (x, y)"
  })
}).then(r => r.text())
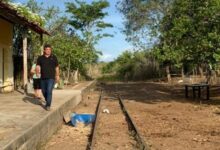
top-left (45, 106), bottom-right (51, 111)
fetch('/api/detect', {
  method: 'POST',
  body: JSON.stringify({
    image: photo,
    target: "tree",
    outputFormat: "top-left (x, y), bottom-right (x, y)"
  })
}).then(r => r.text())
top-left (102, 50), bottom-right (160, 81)
top-left (66, 0), bottom-right (113, 48)
top-left (119, 0), bottom-right (220, 83)
top-left (26, 0), bottom-right (62, 32)
top-left (15, 0), bottom-right (97, 83)
top-left (118, 0), bottom-right (173, 49)
top-left (159, 0), bottom-right (220, 80)
top-left (47, 32), bottom-right (92, 82)
top-left (18, 0), bottom-right (62, 58)
top-left (65, 0), bottom-right (113, 77)
top-left (2, 0), bottom-right (13, 2)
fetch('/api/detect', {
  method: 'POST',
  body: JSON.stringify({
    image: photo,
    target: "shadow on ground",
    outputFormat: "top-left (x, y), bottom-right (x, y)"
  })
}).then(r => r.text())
top-left (97, 82), bottom-right (220, 106)
top-left (23, 95), bottom-right (46, 109)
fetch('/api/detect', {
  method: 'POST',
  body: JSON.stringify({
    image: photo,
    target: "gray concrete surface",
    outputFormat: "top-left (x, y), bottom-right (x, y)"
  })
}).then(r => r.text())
top-left (0, 81), bottom-right (95, 150)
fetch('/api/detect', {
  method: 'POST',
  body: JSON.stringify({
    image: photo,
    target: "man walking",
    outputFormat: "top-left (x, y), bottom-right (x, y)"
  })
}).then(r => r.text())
top-left (36, 44), bottom-right (59, 111)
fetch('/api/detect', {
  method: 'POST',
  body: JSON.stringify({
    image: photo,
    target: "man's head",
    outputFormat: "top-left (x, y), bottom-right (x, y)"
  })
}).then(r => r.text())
top-left (43, 44), bottom-right (52, 56)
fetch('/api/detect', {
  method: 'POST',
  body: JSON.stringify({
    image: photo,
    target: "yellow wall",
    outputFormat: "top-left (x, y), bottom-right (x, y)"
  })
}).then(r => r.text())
top-left (0, 18), bottom-right (13, 45)
top-left (0, 18), bottom-right (14, 92)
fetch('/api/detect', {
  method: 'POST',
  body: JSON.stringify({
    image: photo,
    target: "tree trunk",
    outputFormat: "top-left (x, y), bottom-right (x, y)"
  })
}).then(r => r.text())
top-left (212, 70), bottom-right (217, 85)
top-left (74, 68), bottom-right (79, 83)
top-left (166, 65), bottom-right (171, 84)
top-left (62, 72), bottom-right (67, 85)
top-left (89, 63), bottom-right (92, 77)
top-left (67, 56), bottom-right (70, 84)
top-left (199, 65), bottom-right (203, 77)
top-left (192, 68), bottom-right (195, 84)
top-left (181, 66), bottom-right (185, 79)
top-left (70, 72), bottom-right (74, 82)
top-left (195, 68), bottom-right (198, 83)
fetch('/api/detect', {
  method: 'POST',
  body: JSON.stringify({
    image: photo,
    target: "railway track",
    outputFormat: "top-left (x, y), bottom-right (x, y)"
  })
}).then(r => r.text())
top-left (88, 90), bottom-right (149, 150)
top-left (45, 83), bottom-right (220, 150)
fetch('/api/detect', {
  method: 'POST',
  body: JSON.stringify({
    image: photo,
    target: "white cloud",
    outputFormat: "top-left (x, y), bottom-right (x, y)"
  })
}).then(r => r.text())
top-left (99, 53), bottom-right (114, 62)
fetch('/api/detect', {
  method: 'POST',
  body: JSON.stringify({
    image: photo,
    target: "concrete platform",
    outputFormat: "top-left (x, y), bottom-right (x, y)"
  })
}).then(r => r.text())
top-left (0, 81), bottom-right (95, 150)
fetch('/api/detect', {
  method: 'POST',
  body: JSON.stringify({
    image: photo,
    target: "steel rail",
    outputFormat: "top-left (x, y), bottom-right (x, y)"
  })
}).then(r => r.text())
top-left (88, 90), bottom-right (150, 150)
top-left (87, 90), bottom-right (103, 150)
top-left (118, 95), bottom-right (150, 150)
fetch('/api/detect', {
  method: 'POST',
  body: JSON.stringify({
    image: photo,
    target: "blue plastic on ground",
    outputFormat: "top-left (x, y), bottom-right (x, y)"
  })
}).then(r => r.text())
top-left (71, 113), bottom-right (96, 126)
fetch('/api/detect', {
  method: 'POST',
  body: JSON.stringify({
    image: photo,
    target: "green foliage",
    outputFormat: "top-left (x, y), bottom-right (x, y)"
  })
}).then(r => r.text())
top-left (2, 0), bottom-right (13, 2)
top-left (21, 0), bottom-right (62, 57)
top-left (159, 0), bottom-right (220, 67)
top-left (25, 0), bottom-right (61, 31)
top-left (11, 0), bottom-right (103, 81)
top-left (66, 0), bottom-right (113, 47)
top-left (102, 61), bottom-right (117, 74)
top-left (66, 0), bottom-right (109, 27)
top-left (118, 0), bottom-right (173, 48)
top-left (103, 50), bottom-right (161, 81)
top-left (47, 33), bottom-right (87, 71)
top-left (118, 0), bottom-right (220, 81)
top-left (44, 19), bottom-right (100, 77)
top-left (4, 1), bottom-right (46, 26)
top-left (97, 74), bottom-right (121, 82)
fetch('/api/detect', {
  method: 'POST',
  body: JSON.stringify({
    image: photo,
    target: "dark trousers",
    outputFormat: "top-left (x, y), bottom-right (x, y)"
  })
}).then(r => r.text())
top-left (41, 79), bottom-right (55, 107)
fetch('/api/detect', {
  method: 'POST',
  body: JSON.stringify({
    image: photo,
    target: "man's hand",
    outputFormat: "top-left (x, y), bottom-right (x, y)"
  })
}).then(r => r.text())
top-left (55, 75), bottom-right (60, 83)
top-left (55, 66), bottom-right (60, 83)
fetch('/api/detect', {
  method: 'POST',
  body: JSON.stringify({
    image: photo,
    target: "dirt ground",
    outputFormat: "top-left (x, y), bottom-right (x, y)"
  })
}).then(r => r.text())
top-left (43, 84), bottom-right (138, 150)
top-left (101, 82), bottom-right (220, 150)
top-left (42, 90), bottom-right (100, 150)
top-left (43, 82), bottom-right (220, 150)
top-left (93, 94), bottom-right (137, 150)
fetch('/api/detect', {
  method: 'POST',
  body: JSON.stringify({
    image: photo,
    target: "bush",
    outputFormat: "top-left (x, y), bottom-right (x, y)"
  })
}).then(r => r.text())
top-left (101, 50), bottom-right (162, 81)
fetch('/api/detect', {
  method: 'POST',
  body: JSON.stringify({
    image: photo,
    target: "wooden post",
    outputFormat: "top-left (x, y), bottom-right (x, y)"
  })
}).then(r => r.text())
top-left (23, 33), bottom-right (28, 93)
top-left (40, 34), bottom-right (44, 55)
top-left (185, 85), bottom-right (188, 98)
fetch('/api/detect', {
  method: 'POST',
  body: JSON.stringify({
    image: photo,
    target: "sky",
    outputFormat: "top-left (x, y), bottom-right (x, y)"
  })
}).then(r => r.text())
top-left (14, 0), bottom-right (133, 62)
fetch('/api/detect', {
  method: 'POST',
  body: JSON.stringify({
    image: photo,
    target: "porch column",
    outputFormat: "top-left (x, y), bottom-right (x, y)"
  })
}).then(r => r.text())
top-left (40, 34), bottom-right (44, 55)
top-left (23, 33), bottom-right (28, 93)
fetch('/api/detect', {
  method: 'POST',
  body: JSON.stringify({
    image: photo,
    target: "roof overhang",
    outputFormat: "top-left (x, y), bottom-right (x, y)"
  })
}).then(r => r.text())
top-left (0, 2), bottom-right (50, 35)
